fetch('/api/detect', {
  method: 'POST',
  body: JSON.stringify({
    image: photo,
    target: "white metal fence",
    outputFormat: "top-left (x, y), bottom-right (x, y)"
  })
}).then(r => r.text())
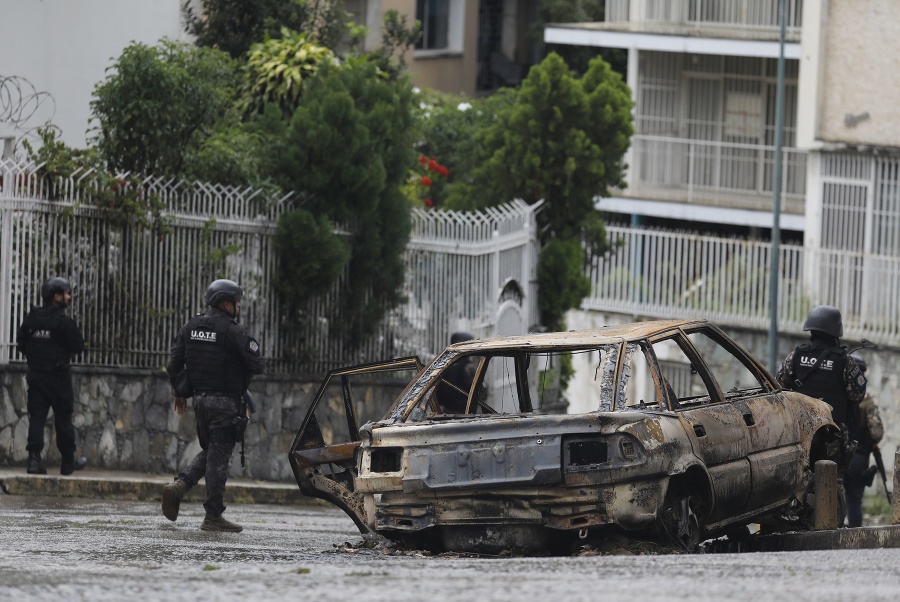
top-left (605, 0), bottom-right (804, 37)
top-left (585, 225), bottom-right (900, 345)
top-left (0, 161), bottom-right (540, 374)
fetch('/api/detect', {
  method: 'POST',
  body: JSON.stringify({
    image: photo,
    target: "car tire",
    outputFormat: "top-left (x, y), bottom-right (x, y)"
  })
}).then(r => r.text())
top-left (656, 491), bottom-right (703, 552)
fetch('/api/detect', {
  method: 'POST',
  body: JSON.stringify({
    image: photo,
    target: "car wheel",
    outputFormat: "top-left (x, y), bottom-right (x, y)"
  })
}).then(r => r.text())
top-left (657, 492), bottom-right (702, 552)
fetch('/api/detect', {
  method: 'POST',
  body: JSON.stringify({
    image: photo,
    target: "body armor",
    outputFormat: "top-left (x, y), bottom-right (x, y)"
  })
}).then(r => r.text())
top-left (790, 341), bottom-right (851, 425)
top-left (184, 313), bottom-right (248, 398)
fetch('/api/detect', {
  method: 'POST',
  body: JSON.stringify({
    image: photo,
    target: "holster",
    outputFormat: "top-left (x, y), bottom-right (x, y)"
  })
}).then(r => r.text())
top-left (232, 414), bottom-right (249, 442)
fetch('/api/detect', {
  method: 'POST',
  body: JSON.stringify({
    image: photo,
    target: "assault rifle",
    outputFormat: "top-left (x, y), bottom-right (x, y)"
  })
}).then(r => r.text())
top-left (872, 445), bottom-right (892, 504)
top-left (236, 390), bottom-right (257, 468)
top-left (242, 389), bottom-right (258, 414)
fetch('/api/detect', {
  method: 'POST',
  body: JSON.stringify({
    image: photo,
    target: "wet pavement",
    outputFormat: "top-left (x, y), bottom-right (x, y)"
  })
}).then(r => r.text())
top-left (2, 495), bottom-right (900, 602)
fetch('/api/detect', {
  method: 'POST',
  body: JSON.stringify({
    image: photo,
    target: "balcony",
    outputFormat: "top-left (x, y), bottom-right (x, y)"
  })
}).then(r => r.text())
top-left (626, 134), bottom-right (807, 215)
top-left (604, 0), bottom-right (803, 41)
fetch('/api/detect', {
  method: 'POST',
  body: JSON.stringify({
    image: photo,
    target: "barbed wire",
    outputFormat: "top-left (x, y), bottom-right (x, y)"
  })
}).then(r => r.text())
top-left (0, 75), bottom-right (58, 155)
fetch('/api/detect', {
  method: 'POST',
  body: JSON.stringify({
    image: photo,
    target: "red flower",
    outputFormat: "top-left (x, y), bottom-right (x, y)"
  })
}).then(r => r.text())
top-left (428, 159), bottom-right (439, 171)
top-left (419, 155), bottom-right (428, 165)
top-left (421, 176), bottom-right (432, 186)
top-left (437, 165), bottom-right (449, 177)
top-left (424, 198), bottom-right (433, 207)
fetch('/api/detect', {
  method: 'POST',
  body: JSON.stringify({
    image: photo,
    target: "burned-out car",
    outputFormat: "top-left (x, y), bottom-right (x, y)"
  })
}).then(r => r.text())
top-left (289, 320), bottom-right (843, 553)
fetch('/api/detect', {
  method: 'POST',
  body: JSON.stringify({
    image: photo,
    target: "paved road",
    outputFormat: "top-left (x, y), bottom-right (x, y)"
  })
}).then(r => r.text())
top-left (2, 495), bottom-right (900, 602)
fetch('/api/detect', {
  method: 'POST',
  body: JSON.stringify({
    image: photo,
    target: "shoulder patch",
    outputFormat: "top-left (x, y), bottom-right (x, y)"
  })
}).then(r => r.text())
top-left (248, 338), bottom-right (260, 355)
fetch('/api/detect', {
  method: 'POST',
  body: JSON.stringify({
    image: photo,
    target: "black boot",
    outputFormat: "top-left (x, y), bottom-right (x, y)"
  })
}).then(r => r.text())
top-left (61, 453), bottom-right (87, 475)
top-left (161, 479), bottom-right (190, 522)
top-left (26, 451), bottom-right (47, 475)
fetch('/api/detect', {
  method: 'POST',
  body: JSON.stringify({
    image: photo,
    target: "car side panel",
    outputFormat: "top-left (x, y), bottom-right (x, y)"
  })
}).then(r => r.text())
top-left (739, 394), bottom-right (806, 510)
top-left (677, 403), bottom-right (752, 521)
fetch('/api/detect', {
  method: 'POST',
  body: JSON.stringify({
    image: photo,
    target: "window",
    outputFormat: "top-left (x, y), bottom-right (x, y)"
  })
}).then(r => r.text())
top-left (646, 337), bottom-right (715, 407)
top-left (685, 330), bottom-right (766, 398)
top-left (415, 0), bottom-right (464, 53)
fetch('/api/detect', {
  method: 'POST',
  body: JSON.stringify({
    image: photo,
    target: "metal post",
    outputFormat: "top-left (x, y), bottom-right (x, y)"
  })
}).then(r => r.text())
top-left (814, 460), bottom-right (839, 530)
top-left (767, 0), bottom-right (787, 374)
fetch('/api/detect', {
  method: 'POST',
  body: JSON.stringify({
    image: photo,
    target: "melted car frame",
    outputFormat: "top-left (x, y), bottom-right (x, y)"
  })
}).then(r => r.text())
top-left (289, 320), bottom-right (843, 553)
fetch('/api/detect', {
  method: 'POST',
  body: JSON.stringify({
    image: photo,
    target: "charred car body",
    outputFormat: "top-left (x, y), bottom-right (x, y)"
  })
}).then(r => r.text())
top-left (289, 320), bottom-right (843, 553)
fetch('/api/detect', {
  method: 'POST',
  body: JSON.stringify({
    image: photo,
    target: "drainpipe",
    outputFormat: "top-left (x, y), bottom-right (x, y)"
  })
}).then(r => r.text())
top-left (767, 0), bottom-right (787, 375)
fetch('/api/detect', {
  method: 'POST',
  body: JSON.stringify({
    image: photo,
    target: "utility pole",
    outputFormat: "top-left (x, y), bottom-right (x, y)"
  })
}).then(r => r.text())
top-left (767, 0), bottom-right (787, 374)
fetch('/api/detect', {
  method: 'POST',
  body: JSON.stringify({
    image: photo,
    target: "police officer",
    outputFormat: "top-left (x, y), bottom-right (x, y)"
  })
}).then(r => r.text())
top-left (777, 304), bottom-right (867, 442)
top-left (16, 277), bottom-right (87, 475)
top-left (844, 353), bottom-right (884, 527)
top-left (162, 279), bottom-right (264, 532)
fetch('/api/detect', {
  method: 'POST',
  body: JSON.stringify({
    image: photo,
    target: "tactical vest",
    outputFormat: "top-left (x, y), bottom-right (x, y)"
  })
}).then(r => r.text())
top-left (184, 313), bottom-right (247, 398)
top-left (791, 342), bottom-right (851, 424)
top-left (22, 308), bottom-right (70, 372)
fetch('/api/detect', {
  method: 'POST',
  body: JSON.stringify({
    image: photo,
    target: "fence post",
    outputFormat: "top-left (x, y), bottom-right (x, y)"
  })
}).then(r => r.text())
top-left (0, 206), bottom-right (12, 363)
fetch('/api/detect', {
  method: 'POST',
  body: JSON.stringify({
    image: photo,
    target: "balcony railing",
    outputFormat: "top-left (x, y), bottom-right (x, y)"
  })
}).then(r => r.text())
top-left (627, 134), bottom-right (807, 214)
top-left (605, 0), bottom-right (803, 39)
top-left (585, 226), bottom-right (900, 345)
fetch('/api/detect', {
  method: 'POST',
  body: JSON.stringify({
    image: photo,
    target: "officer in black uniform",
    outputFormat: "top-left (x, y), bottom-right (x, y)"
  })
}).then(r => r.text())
top-left (17, 277), bottom-right (87, 475)
top-left (776, 304), bottom-right (867, 445)
top-left (844, 353), bottom-right (885, 527)
top-left (162, 279), bottom-right (264, 532)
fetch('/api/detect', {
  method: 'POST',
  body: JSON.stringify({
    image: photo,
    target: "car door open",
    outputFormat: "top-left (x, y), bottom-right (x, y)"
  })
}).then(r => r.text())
top-left (288, 357), bottom-right (423, 532)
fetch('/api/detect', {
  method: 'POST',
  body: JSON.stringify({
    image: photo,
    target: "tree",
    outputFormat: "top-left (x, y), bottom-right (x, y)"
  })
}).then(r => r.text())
top-left (183, 0), bottom-right (306, 58)
top-left (89, 40), bottom-right (241, 178)
top-left (258, 59), bottom-right (418, 343)
top-left (243, 28), bottom-right (338, 117)
top-left (443, 52), bottom-right (633, 330)
top-left (448, 53), bottom-right (632, 239)
top-left (183, 0), bottom-right (358, 59)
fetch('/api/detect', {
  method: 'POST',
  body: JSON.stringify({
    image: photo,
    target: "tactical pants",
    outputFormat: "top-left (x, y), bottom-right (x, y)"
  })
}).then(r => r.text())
top-left (178, 395), bottom-right (239, 517)
top-left (25, 371), bottom-right (77, 455)
top-left (844, 451), bottom-right (871, 528)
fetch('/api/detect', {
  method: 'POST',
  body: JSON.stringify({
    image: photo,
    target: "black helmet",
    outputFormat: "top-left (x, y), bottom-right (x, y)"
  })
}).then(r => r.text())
top-left (850, 353), bottom-right (867, 373)
top-left (450, 331), bottom-right (474, 344)
top-left (803, 305), bottom-right (843, 338)
top-left (41, 277), bottom-right (70, 304)
top-left (204, 279), bottom-right (243, 307)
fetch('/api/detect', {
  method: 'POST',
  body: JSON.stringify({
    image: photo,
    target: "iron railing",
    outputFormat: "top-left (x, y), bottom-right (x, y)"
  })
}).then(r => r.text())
top-left (605, 0), bottom-right (804, 39)
top-left (628, 135), bottom-right (807, 213)
top-left (586, 225), bottom-right (900, 345)
top-left (0, 161), bottom-right (540, 374)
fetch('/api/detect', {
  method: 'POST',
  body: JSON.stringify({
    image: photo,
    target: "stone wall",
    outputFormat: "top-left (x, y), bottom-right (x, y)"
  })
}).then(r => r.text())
top-left (0, 364), bottom-right (406, 482)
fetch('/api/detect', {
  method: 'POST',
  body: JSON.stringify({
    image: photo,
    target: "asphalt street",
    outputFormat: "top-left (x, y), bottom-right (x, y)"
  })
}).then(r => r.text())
top-left (3, 494), bottom-right (900, 602)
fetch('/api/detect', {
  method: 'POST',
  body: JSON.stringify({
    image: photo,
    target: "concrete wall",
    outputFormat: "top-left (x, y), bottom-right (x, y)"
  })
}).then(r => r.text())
top-left (0, 0), bottom-right (187, 149)
top-left (381, 0), bottom-right (480, 97)
top-left (0, 365), bottom-right (406, 482)
top-left (798, 0), bottom-right (900, 148)
top-left (566, 309), bottom-right (900, 475)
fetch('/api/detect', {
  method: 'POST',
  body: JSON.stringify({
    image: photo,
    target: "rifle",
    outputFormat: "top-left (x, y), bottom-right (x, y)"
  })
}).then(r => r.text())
top-left (872, 445), bottom-right (892, 504)
top-left (847, 338), bottom-right (879, 354)
top-left (236, 390), bottom-right (257, 467)
top-left (242, 389), bottom-right (258, 414)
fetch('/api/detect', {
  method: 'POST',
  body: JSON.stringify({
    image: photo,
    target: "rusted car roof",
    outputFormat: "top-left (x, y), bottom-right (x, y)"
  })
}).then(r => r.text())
top-left (449, 319), bottom-right (700, 351)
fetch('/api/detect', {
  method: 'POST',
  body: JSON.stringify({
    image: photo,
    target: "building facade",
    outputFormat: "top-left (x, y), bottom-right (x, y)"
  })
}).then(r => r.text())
top-left (545, 0), bottom-right (900, 333)
top-left (351, 0), bottom-right (540, 96)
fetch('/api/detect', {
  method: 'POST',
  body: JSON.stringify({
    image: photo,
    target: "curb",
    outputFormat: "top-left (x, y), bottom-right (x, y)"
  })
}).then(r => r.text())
top-left (705, 524), bottom-right (900, 553)
top-left (0, 469), bottom-right (320, 506)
